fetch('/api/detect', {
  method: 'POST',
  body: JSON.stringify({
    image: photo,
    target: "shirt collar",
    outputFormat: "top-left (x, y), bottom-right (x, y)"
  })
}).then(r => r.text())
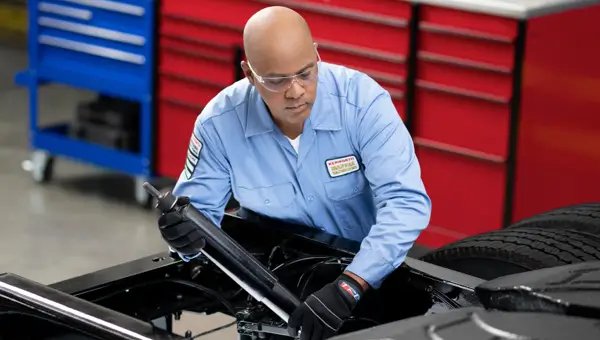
top-left (243, 64), bottom-right (341, 138)
top-left (308, 74), bottom-right (341, 132)
top-left (244, 86), bottom-right (275, 137)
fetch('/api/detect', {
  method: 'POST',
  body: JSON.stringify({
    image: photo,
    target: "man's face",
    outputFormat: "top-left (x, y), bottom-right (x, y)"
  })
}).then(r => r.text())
top-left (243, 44), bottom-right (319, 127)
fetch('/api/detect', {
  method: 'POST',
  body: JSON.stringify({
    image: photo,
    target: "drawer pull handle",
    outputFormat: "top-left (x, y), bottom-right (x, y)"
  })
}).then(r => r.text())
top-left (317, 39), bottom-right (406, 64)
top-left (163, 98), bottom-right (204, 111)
top-left (419, 22), bottom-right (514, 43)
top-left (58, 0), bottom-right (145, 16)
top-left (361, 68), bottom-right (405, 87)
top-left (161, 72), bottom-right (226, 88)
top-left (39, 35), bottom-right (145, 64)
top-left (39, 17), bottom-right (145, 46)
top-left (255, 0), bottom-right (408, 27)
top-left (414, 137), bottom-right (506, 164)
top-left (162, 46), bottom-right (232, 63)
top-left (161, 33), bottom-right (234, 52)
top-left (416, 80), bottom-right (510, 104)
top-left (418, 52), bottom-right (512, 74)
top-left (163, 13), bottom-right (242, 33)
top-left (388, 88), bottom-right (404, 100)
top-left (39, 2), bottom-right (92, 20)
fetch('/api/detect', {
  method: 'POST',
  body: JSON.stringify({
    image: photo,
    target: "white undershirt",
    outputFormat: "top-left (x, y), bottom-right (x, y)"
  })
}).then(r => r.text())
top-left (286, 134), bottom-right (301, 154)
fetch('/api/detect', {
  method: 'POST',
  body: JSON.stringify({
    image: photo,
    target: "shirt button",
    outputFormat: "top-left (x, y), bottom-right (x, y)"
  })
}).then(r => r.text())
top-left (307, 196), bottom-right (314, 201)
top-left (264, 199), bottom-right (270, 205)
top-left (353, 187), bottom-right (359, 193)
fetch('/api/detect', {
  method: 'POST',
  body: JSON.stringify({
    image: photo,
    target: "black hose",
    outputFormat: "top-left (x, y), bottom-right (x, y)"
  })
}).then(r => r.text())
top-left (162, 278), bottom-right (237, 315)
top-left (271, 256), bottom-right (334, 272)
top-left (90, 277), bottom-right (237, 316)
top-left (297, 259), bottom-right (352, 298)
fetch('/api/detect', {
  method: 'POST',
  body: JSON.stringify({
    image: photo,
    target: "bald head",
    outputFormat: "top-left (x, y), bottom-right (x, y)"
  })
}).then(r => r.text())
top-left (243, 6), bottom-right (314, 72)
top-left (241, 6), bottom-right (319, 130)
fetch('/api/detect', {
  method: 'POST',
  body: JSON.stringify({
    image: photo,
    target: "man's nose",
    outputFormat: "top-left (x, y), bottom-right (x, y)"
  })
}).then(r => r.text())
top-left (285, 79), bottom-right (305, 99)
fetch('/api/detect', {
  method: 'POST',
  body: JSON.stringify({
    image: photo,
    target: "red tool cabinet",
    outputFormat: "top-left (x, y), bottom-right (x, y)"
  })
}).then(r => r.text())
top-left (155, 0), bottom-right (600, 248)
top-left (412, 5), bottom-right (520, 247)
top-left (156, 0), bottom-right (411, 179)
top-left (412, 2), bottom-right (600, 247)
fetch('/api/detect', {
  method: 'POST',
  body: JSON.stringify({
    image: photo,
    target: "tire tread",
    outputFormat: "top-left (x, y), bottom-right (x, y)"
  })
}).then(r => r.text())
top-left (421, 228), bottom-right (600, 271)
top-left (510, 203), bottom-right (600, 237)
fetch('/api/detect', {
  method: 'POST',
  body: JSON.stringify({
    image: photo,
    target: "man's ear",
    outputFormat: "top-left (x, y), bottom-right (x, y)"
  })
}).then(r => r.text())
top-left (240, 61), bottom-right (255, 85)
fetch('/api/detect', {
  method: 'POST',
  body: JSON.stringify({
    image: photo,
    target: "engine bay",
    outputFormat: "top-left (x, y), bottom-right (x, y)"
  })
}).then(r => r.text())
top-left (2, 212), bottom-right (600, 339)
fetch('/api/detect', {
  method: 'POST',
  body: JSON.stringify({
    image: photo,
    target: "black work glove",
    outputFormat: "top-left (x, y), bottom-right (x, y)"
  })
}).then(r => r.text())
top-left (158, 197), bottom-right (206, 256)
top-left (289, 273), bottom-right (364, 340)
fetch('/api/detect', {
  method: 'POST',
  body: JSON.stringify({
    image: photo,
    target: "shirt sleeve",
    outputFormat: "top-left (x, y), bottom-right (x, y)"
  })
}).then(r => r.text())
top-left (344, 90), bottom-right (432, 289)
top-left (170, 115), bottom-right (232, 261)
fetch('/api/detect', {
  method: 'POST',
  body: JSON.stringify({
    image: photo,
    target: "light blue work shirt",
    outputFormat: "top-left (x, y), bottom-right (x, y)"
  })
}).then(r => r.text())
top-left (172, 62), bottom-right (432, 289)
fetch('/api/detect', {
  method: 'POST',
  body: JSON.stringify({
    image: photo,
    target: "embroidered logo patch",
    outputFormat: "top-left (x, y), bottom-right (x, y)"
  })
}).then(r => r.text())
top-left (325, 155), bottom-right (359, 178)
top-left (185, 133), bottom-right (202, 179)
top-left (339, 281), bottom-right (360, 302)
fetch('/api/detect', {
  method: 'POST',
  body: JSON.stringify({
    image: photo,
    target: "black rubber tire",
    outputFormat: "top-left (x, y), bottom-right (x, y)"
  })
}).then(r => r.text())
top-left (509, 203), bottom-right (600, 238)
top-left (420, 227), bottom-right (600, 280)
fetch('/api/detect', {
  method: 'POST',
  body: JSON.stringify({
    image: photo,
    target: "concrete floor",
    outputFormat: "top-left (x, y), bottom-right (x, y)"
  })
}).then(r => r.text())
top-left (0, 46), bottom-right (237, 338)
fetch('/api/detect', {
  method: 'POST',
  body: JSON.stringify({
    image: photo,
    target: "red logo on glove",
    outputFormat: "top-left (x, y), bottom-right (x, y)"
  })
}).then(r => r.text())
top-left (339, 281), bottom-right (360, 302)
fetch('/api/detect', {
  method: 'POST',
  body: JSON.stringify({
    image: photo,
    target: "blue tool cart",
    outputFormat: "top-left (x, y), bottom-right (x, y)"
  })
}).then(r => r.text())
top-left (14, 0), bottom-right (157, 205)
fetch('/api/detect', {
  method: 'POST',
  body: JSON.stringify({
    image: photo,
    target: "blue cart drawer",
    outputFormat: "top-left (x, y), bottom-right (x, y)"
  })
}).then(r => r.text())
top-left (29, 0), bottom-right (155, 96)
top-left (37, 0), bottom-right (149, 34)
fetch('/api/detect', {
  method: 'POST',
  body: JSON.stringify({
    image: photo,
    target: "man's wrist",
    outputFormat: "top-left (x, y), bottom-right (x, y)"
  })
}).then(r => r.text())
top-left (343, 270), bottom-right (370, 292)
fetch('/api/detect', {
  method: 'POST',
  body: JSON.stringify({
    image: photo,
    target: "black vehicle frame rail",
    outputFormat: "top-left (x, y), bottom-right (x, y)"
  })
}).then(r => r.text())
top-left (42, 212), bottom-right (484, 339)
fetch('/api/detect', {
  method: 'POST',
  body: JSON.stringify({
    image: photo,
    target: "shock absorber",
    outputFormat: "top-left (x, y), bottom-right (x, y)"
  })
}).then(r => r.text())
top-left (143, 182), bottom-right (301, 337)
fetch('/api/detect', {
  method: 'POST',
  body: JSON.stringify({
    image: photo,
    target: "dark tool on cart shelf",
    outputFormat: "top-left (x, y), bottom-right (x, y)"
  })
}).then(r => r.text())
top-left (142, 182), bottom-right (302, 338)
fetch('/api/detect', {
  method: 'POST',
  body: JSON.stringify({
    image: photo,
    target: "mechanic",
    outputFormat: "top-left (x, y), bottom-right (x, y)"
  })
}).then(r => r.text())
top-left (158, 6), bottom-right (432, 340)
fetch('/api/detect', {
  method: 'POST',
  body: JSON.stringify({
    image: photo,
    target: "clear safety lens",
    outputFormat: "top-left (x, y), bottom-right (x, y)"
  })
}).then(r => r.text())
top-left (259, 64), bottom-right (319, 92)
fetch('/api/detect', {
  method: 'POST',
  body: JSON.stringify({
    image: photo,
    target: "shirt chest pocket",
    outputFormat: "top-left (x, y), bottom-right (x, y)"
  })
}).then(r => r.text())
top-left (324, 172), bottom-right (368, 201)
top-left (237, 182), bottom-right (296, 208)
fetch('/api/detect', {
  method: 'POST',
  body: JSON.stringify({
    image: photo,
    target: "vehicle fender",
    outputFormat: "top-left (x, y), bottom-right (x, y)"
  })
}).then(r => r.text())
top-left (475, 261), bottom-right (600, 319)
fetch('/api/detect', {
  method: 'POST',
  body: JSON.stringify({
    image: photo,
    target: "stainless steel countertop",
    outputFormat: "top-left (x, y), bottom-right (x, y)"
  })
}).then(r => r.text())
top-left (412, 0), bottom-right (600, 19)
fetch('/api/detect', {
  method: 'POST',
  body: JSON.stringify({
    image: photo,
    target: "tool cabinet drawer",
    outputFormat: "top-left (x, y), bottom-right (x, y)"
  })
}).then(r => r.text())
top-left (418, 29), bottom-right (515, 70)
top-left (37, 35), bottom-right (146, 79)
top-left (156, 100), bottom-right (201, 179)
top-left (413, 86), bottom-right (510, 158)
top-left (159, 74), bottom-right (224, 108)
top-left (367, 77), bottom-right (405, 119)
top-left (163, 0), bottom-right (409, 55)
top-left (32, 0), bottom-right (154, 90)
top-left (415, 143), bottom-right (507, 244)
top-left (420, 5), bottom-right (518, 40)
top-left (38, 0), bottom-right (150, 34)
top-left (318, 44), bottom-right (407, 80)
top-left (393, 96), bottom-right (406, 121)
top-left (160, 34), bottom-right (234, 63)
top-left (417, 58), bottom-right (513, 100)
top-left (298, 0), bottom-right (412, 19)
top-left (159, 14), bottom-right (242, 48)
top-left (372, 73), bottom-right (405, 93)
top-left (37, 20), bottom-right (145, 56)
top-left (159, 38), bottom-right (236, 86)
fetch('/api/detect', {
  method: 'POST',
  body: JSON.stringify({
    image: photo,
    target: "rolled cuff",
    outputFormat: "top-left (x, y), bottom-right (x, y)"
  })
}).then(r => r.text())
top-left (344, 248), bottom-right (397, 289)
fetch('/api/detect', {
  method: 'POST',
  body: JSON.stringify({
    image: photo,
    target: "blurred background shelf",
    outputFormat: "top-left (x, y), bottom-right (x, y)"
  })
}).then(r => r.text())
top-left (0, 0), bottom-right (27, 47)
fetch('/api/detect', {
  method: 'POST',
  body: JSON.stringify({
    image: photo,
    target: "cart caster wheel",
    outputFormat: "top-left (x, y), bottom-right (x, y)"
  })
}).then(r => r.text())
top-left (22, 151), bottom-right (54, 184)
top-left (134, 177), bottom-right (152, 208)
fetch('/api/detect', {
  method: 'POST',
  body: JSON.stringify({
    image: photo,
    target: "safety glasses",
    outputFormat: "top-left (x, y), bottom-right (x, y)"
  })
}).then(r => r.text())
top-left (247, 44), bottom-right (322, 93)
